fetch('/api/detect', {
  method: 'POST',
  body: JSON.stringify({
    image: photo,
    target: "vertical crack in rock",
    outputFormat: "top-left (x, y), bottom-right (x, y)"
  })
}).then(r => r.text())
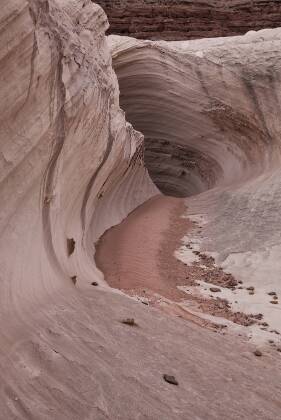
top-left (80, 96), bottom-right (114, 232)
top-left (27, 1), bottom-right (68, 275)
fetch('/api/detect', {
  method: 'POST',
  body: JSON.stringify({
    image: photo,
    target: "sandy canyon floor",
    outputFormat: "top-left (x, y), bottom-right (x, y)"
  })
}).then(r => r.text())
top-left (96, 195), bottom-right (281, 350)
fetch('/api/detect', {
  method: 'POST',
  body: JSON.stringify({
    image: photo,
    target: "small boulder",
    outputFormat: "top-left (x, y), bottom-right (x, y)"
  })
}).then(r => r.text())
top-left (254, 350), bottom-right (262, 357)
top-left (121, 318), bottom-right (137, 327)
top-left (140, 298), bottom-right (149, 306)
top-left (210, 287), bottom-right (221, 293)
top-left (163, 374), bottom-right (178, 386)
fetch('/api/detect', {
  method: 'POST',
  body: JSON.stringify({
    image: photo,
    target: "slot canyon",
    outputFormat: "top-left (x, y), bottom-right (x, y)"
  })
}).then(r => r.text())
top-left (0, 1), bottom-right (280, 419)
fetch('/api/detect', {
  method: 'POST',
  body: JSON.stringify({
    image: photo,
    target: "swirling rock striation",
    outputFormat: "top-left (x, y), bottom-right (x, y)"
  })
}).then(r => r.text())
top-left (111, 30), bottom-right (281, 330)
top-left (0, 1), bottom-right (281, 419)
top-left (111, 30), bottom-right (281, 196)
top-left (96, 0), bottom-right (281, 40)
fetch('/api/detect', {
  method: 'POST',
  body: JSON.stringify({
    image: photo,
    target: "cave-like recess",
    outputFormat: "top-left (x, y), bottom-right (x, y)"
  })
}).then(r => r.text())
top-left (112, 43), bottom-right (274, 197)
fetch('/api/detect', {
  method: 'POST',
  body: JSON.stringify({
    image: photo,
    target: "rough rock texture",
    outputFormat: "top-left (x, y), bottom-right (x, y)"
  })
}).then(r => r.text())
top-left (1, 1), bottom-right (281, 419)
top-left (96, 0), bottom-right (281, 40)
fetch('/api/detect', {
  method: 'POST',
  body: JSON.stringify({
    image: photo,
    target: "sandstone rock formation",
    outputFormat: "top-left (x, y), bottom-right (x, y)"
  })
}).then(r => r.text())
top-left (112, 30), bottom-right (281, 198)
top-left (111, 29), bottom-right (281, 331)
top-left (0, 1), bottom-right (281, 419)
top-left (96, 0), bottom-right (281, 40)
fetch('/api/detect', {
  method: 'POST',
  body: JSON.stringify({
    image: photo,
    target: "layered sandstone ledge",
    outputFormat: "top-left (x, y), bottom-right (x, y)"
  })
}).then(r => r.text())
top-left (96, 0), bottom-right (281, 40)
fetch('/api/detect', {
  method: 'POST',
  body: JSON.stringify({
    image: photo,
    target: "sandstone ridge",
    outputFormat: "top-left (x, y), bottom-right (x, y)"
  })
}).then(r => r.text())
top-left (96, 0), bottom-right (281, 40)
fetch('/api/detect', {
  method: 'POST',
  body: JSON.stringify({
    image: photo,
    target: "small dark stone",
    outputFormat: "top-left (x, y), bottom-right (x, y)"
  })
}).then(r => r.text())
top-left (268, 291), bottom-right (277, 296)
top-left (254, 350), bottom-right (262, 357)
top-left (268, 340), bottom-right (274, 344)
top-left (210, 287), bottom-right (221, 293)
top-left (163, 374), bottom-right (178, 386)
top-left (238, 280), bottom-right (243, 284)
top-left (91, 281), bottom-right (98, 286)
top-left (121, 318), bottom-right (137, 327)
top-left (253, 313), bottom-right (263, 320)
top-left (273, 295), bottom-right (278, 300)
top-left (246, 286), bottom-right (255, 291)
top-left (270, 300), bottom-right (278, 304)
top-left (71, 275), bottom-right (77, 285)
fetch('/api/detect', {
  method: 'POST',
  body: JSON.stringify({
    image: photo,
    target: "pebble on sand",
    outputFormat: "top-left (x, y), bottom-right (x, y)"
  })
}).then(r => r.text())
top-left (91, 281), bottom-right (99, 286)
top-left (121, 318), bottom-right (138, 327)
top-left (210, 287), bottom-right (221, 293)
top-left (163, 374), bottom-right (179, 386)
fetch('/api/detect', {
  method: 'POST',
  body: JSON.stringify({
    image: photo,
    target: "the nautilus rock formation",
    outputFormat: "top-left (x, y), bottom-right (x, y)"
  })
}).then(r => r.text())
top-left (0, 1), bottom-right (280, 419)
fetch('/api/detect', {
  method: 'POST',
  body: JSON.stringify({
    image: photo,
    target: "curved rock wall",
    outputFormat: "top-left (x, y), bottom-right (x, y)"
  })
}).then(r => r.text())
top-left (0, 0), bottom-right (156, 334)
top-left (111, 30), bottom-right (281, 327)
top-left (111, 30), bottom-right (281, 196)
top-left (96, 0), bottom-right (281, 40)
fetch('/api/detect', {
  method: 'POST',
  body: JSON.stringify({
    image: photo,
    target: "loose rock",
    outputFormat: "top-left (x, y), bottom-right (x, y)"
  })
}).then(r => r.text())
top-left (163, 374), bottom-right (178, 386)
top-left (121, 318), bottom-right (138, 327)
top-left (91, 281), bottom-right (99, 286)
top-left (210, 287), bottom-right (221, 293)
